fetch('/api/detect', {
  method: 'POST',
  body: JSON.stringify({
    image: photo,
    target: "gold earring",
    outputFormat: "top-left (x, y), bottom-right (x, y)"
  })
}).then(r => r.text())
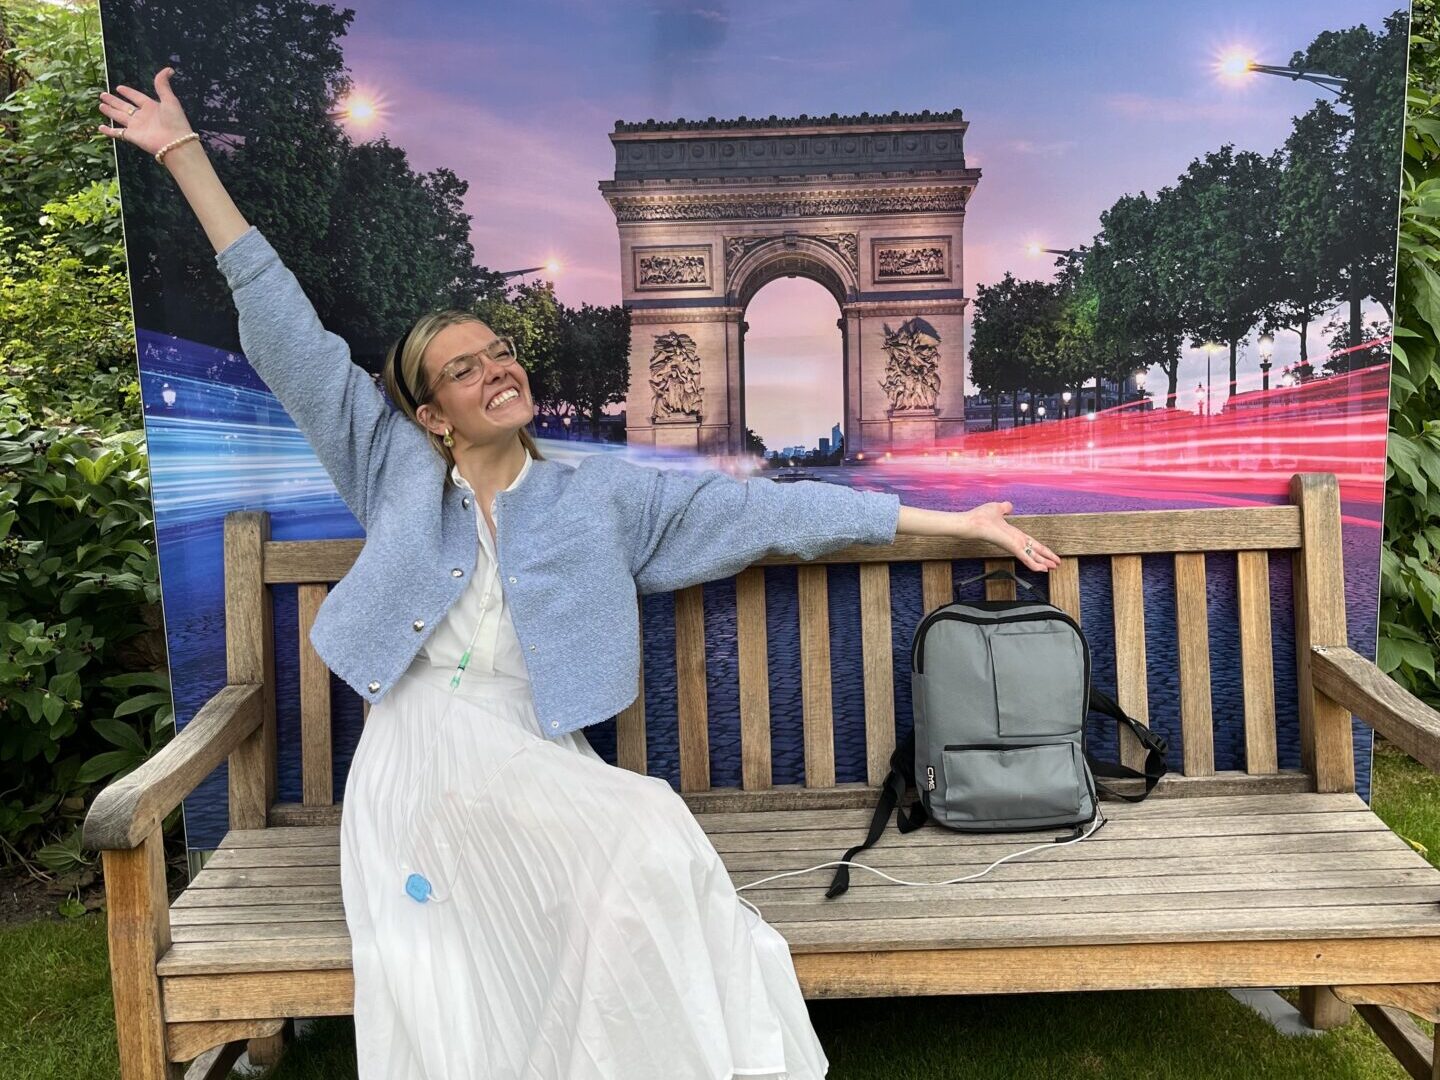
top-left (442, 428), bottom-right (454, 447)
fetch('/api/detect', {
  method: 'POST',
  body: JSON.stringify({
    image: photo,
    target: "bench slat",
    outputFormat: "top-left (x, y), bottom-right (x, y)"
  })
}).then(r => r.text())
top-left (1049, 557), bottom-right (1082, 623)
top-left (1110, 553), bottom-right (1151, 773)
top-left (984, 560), bottom-right (1015, 600)
top-left (858, 562), bottom-right (895, 787)
top-left (614, 593), bottom-right (646, 774)
top-left (797, 564), bottom-right (835, 788)
top-left (259, 505), bottom-right (1307, 585)
top-left (201, 807), bottom-right (1400, 875)
top-left (177, 881), bottom-right (1440, 939)
top-left (199, 824), bottom-right (1411, 873)
top-left (674, 584), bottom-right (709, 792)
top-left (156, 897), bottom-right (1440, 975)
top-left (919, 560), bottom-right (952, 613)
top-left (735, 566), bottom-right (772, 789)
top-left (1175, 552), bottom-right (1215, 775)
top-left (690, 790), bottom-right (1369, 833)
top-left (171, 885), bottom-right (1440, 944)
top-left (297, 583), bottom-right (333, 807)
top-left (1237, 549), bottom-right (1279, 773)
top-left (772, 903), bottom-right (1440, 953)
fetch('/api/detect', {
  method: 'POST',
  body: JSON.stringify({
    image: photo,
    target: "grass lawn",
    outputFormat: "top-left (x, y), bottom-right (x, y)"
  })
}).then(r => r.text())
top-left (2, 740), bottom-right (1434, 1079)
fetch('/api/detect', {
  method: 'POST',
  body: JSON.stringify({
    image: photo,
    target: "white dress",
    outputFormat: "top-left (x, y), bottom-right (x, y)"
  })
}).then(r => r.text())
top-left (338, 449), bottom-right (830, 1079)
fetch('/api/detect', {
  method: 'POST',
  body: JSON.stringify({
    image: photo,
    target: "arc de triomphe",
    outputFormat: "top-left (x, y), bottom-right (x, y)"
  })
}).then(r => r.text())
top-left (598, 109), bottom-right (981, 458)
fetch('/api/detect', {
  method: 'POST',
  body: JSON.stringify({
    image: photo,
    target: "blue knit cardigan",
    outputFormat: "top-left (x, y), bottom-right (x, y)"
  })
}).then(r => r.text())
top-left (216, 225), bottom-right (901, 737)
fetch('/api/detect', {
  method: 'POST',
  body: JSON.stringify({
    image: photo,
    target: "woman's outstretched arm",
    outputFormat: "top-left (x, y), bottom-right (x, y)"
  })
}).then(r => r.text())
top-left (99, 68), bottom-right (400, 527)
top-left (606, 455), bottom-right (1060, 596)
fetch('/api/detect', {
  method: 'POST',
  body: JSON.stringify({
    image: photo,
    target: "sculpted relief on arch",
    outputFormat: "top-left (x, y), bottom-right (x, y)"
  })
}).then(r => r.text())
top-left (648, 330), bottom-right (704, 423)
top-left (880, 317), bottom-right (942, 412)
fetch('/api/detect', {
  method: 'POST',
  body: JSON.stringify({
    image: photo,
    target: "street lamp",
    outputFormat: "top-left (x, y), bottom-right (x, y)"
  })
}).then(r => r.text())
top-left (1025, 242), bottom-right (1087, 259)
top-left (1258, 333), bottom-right (1275, 391)
top-left (1061, 389), bottom-right (1071, 419)
top-left (1202, 341), bottom-right (1222, 419)
top-left (562, 415), bottom-right (572, 441)
top-left (1037, 404), bottom-right (1046, 422)
top-left (1216, 50), bottom-right (1347, 95)
top-left (499, 259), bottom-right (562, 280)
top-left (1019, 400), bottom-right (1029, 427)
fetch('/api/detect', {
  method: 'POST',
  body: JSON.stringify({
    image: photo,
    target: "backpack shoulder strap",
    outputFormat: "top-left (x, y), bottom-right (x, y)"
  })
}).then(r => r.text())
top-left (825, 726), bottom-right (928, 898)
top-left (1086, 686), bottom-right (1169, 802)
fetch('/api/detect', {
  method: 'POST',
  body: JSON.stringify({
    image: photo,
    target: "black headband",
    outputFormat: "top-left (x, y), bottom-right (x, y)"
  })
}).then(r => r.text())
top-left (392, 322), bottom-right (421, 413)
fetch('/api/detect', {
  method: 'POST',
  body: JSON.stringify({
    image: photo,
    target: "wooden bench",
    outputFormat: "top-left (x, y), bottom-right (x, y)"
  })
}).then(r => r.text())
top-left (83, 470), bottom-right (1440, 1079)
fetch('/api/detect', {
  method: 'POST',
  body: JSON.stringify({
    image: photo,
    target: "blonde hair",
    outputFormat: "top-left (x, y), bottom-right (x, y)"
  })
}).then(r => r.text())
top-left (381, 309), bottom-right (544, 484)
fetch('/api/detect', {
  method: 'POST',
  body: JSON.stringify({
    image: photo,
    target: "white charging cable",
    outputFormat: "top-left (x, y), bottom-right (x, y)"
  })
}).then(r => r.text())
top-left (731, 807), bottom-right (1109, 922)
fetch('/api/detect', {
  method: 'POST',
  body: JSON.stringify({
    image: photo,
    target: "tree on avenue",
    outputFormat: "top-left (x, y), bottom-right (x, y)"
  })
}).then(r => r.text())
top-left (971, 272), bottom-right (1044, 429)
top-left (558, 302), bottom-right (631, 440)
top-left (1166, 145), bottom-right (1284, 402)
top-left (1265, 103), bottom-right (1351, 377)
top-left (1089, 190), bottom-right (1190, 410)
top-left (1287, 9), bottom-right (1410, 347)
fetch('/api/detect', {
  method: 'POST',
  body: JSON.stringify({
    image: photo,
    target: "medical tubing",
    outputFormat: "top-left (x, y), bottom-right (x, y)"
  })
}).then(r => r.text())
top-left (397, 531), bottom-right (502, 905)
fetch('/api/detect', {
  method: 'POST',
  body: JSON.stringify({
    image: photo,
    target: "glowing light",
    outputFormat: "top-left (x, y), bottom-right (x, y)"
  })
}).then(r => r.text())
top-left (334, 86), bottom-right (388, 128)
top-left (1024, 242), bottom-right (1042, 257)
top-left (1216, 48), bottom-right (1255, 83)
top-left (546, 259), bottom-right (561, 275)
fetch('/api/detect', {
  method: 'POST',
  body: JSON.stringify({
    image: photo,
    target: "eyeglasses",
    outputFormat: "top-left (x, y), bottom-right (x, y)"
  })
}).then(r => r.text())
top-left (436, 337), bottom-right (519, 386)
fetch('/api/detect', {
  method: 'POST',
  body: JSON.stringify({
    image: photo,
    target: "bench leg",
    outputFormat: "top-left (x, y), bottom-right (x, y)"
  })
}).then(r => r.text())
top-left (247, 1017), bottom-right (294, 1069)
top-left (1299, 985), bottom-right (1354, 1030)
top-left (101, 828), bottom-right (185, 1079)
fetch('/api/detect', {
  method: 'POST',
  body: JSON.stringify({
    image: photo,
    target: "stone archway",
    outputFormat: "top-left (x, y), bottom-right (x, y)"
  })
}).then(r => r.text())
top-left (599, 110), bottom-right (981, 458)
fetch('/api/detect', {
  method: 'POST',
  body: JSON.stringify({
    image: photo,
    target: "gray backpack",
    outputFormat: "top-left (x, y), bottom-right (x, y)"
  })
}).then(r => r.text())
top-left (826, 568), bottom-right (1169, 898)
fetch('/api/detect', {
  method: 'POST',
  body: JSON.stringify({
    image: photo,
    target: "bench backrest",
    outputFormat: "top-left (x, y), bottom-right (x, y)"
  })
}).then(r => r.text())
top-left (219, 470), bottom-right (1351, 828)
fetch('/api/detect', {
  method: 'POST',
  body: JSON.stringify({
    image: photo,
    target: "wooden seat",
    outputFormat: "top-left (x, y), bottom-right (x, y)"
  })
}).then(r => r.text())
top-left (160, 791), bottom-right (1440, 986)
top-left (84, 471), bottom-right (1440, 1078)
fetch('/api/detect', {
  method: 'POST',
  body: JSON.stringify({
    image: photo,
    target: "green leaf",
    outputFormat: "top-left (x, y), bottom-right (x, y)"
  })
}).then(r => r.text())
top-left (92, 718), bottom-right (145, 754)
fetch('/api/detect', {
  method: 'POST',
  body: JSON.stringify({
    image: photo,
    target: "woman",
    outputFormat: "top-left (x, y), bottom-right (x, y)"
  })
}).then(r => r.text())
top-left (99, 68), bottom-right (1060, 1080)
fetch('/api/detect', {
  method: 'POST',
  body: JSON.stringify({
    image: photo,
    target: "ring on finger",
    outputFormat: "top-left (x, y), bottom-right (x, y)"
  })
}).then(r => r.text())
top-left (127, 104), bottom-right (139, 115)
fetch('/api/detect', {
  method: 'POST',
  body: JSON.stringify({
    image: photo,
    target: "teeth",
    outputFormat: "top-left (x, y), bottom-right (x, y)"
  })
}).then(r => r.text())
top-left (487, 388), bottom-right (518, 410)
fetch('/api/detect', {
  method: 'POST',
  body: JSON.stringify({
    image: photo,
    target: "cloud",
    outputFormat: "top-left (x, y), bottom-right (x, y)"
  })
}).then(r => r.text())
top-left (1003, 138), bottom-right (1077, 157)
top-left (1102, 91), bottom-right (1267, 124)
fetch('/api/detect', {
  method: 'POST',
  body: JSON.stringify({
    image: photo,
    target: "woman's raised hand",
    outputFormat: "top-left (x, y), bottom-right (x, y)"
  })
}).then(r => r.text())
top-left (97, 67), bottom-right (193, 157)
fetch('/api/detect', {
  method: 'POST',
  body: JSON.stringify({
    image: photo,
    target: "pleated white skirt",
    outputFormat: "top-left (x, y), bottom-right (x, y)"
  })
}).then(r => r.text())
top-left (338, 661), bottom-right (830, 1079)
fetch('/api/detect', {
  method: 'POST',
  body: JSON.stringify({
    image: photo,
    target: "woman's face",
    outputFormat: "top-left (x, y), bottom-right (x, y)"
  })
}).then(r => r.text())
top-left (417, 321), bottom-right (535, 445)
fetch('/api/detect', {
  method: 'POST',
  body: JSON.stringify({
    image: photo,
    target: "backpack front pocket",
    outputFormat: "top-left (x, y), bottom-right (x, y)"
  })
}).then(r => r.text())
top-left (988, 622), bottom-right (1085, 738)
top-left (940, 741), bottom-right (1084, 824)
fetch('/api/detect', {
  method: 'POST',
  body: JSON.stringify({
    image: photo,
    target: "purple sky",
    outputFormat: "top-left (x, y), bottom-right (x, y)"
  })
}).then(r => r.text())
top-left (334, 0), bottom-right (1402, 448)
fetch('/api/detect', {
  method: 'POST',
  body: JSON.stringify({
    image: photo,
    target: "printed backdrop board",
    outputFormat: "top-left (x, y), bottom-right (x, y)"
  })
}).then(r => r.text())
top-left (97, 0), bottom-right (1409, 854)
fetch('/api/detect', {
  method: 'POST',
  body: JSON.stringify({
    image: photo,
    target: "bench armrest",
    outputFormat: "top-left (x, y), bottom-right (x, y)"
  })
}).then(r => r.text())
top-left (81, 683), bottom-right (264, 852)
top-left (1310, 645), bottom-right (1440, 775)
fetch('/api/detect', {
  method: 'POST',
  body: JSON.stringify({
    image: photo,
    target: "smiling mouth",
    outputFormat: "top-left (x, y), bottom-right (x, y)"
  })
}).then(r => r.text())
top-left (486, 387), bottom-right (521, 411)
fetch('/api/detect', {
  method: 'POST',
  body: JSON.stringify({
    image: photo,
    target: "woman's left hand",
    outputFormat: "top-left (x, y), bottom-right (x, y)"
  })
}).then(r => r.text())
top-left (963, 501), bottom-right (1060, 573)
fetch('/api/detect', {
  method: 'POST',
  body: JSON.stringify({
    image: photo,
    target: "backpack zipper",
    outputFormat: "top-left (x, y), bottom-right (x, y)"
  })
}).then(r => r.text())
top-left (913, 605), bottom-right (1093, 759)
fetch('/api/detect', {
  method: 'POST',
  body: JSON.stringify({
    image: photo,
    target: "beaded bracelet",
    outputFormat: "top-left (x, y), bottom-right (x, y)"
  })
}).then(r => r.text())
top-left (154, 131), bottom-right (201, 165)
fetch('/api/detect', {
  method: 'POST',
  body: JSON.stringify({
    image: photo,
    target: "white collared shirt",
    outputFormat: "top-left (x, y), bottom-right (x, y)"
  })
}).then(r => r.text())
top-left (412, 450), bottom-right (535, 684)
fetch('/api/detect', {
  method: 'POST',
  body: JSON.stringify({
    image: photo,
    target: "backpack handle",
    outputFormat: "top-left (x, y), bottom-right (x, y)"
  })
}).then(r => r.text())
top-left (954, 567), bottom-right (1038, 595)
